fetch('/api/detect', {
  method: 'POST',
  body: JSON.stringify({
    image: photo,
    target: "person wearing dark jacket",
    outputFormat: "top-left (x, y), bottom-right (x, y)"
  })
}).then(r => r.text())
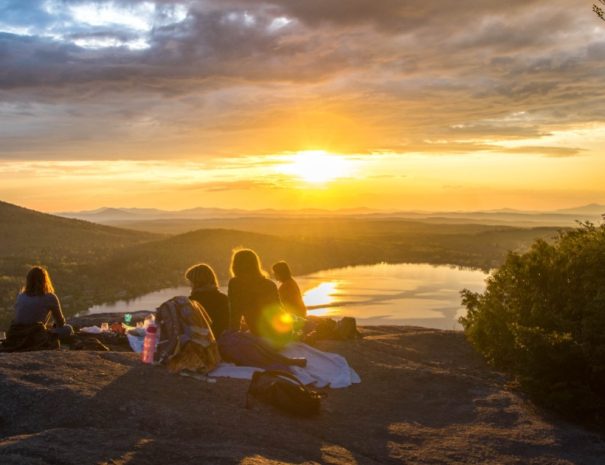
top-left (228, 249), bottom-right (291, 346)
top-left (186, 263), bottom-right (230, 338)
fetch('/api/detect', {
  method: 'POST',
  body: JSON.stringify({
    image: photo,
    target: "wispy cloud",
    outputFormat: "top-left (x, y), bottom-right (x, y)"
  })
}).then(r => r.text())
top-left (501, 146), bottom-right (583, 158)
top-left (0, 1), bottom-right (604, 211)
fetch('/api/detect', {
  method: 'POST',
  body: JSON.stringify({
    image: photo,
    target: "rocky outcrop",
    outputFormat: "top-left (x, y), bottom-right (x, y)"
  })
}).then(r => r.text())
top-left (1, 326), bottom-right (604, 464)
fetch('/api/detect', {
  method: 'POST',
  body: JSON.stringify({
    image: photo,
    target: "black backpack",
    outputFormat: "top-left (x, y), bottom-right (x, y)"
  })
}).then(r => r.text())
top-left (246, 370), bottom-right (324, 417)
top-left (336, 317), bottom-right (362, 340)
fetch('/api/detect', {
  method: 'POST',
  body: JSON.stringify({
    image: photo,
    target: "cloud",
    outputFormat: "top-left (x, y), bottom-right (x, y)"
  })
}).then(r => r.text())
top-left (0, 0), bottom-right (603, 161)
top-left (501, 146), bottom-right (583, 158)
top-left (177, 179), bottom-right (286, 192)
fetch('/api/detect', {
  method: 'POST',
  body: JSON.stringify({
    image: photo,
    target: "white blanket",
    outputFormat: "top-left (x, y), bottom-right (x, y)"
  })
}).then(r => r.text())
top-left (208, 342), bottom-right (361, 389)
top-left (128, 334), bottom-right (361, 388)
top-left (284, 342), bottom-right (361, 388)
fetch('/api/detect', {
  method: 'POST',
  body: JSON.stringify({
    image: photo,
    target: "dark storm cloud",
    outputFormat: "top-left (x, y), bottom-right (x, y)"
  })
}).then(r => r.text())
top-left (0, 0), bottom-right (603, 159)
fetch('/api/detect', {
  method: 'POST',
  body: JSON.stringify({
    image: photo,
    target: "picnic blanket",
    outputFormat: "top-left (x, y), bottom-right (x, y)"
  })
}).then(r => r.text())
top-left (129, 334), bottom-right (360, 388)
top-left (209, 342), bottom-right (360, 389)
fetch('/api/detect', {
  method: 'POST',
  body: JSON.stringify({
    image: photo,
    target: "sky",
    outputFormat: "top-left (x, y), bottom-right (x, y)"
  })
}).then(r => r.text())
top-left (0, 0), bottom-right (604, 212)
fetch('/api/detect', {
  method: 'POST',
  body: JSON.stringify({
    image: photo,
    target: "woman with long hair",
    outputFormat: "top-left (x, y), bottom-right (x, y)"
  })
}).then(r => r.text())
top-left (186, 263), bottom-right (229, 338)
top-left (228, 249), bottom-right (291, 345)
top-left (14, 266), bottom-right (73, 339)
top-left (272, 261), bottom-right (307, 319)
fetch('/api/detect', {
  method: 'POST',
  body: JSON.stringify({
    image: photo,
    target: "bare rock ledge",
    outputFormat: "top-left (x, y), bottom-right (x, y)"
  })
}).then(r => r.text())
top-left (1, 326), bottom-right (604, 465)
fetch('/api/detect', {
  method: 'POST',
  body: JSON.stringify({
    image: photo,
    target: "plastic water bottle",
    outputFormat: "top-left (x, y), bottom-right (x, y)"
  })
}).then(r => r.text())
top-left (124, 313), bottom-right (132, 325)
top-left (141, 324), bottom-right (158, 364)
top-left (143, 314), bottom-right (155, 329)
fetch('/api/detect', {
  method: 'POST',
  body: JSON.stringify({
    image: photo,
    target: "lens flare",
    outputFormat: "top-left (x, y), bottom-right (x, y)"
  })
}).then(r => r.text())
top-left (272, 312), bottom-right (294, 334)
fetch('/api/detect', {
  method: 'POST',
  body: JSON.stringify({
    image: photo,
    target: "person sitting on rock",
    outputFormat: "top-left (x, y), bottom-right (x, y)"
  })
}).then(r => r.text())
top-left (272, 261), bottom-right (307, 319)
top-left (228, 249), bottom-right (292, 347)
top-left (3, 266), bottom-right (74, 350)
top-left (186, 263), bottom-right (230, 338)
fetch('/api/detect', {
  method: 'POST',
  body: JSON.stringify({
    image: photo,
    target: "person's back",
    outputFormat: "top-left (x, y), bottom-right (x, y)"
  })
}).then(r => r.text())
top-left (185, 263), bottom-right (230, 338)
top-left (272, 261), bottom-right (307, 318)
top-left (190, 286), bottom-right (230, 338)
top-left (228, 274), bottom-right (281, 336)
top-left (278, 277), bottom-right (307, 318)
top-left (15, 292), bottom-right (65, 327)
top-left (227, 249), bottom-right (292, 347)
top-left (10, 266), bottom-right (73, 342)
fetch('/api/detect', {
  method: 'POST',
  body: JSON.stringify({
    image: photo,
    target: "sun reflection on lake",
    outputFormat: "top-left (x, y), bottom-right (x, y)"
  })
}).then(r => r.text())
top-left (303, 281), bottom-right (339, 316)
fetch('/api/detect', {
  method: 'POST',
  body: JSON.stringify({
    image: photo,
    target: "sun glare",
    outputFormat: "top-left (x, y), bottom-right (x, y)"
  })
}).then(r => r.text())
top-left (303, 282), bottom-right (340, 316)
top-left (278, 150), bottom-right (353, 184)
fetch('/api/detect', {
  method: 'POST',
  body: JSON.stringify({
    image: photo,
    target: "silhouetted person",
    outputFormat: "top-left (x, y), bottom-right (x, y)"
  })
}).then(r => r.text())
top-left (186, 263), bottom-right (229, 338)
top-left (228, 249), bottom-right (291, 345)
top-left (14, 266), bottom-right (73, 340)
top-left (272, 261), bottom-right (307, 319)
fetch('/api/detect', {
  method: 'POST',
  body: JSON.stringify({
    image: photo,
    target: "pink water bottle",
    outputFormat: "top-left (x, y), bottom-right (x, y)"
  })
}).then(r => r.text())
top-left (141, 324), bottom-right (158, 364)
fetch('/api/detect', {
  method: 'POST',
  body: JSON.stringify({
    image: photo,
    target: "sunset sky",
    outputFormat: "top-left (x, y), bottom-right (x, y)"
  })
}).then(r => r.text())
top-left (0, 0), bottom-right (604, 212)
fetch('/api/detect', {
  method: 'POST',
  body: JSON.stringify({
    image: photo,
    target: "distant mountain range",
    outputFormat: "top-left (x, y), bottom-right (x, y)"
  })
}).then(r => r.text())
top-left (553, 203), bottom-right (605, 215)
top-left (55, 206), bottom-right (380, 222)
top-left (55, 204), bottom-right (605, 229)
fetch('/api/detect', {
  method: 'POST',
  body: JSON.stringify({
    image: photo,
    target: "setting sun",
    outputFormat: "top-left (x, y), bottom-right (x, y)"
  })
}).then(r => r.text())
top-left (277, 150), bottom-right (354, 184)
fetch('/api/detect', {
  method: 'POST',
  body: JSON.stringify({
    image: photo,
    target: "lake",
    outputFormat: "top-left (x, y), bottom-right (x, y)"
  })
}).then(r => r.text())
top-left (86, 262), bottom-right (487, 330)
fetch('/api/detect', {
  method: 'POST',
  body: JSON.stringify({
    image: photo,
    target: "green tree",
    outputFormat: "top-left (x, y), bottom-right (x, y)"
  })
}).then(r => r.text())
top-left (460, 223), bottom-right (605, 421)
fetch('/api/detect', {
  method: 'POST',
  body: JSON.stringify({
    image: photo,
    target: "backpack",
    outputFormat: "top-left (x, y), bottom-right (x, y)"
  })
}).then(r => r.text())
top-left (246, 370), bottom-right (324, 417)
top-left (336, 317), bottom-right (362, 340)
top-left (304, 316), bottom-right (362, 342)
top-left (155, 296), bottom-right (221, 374)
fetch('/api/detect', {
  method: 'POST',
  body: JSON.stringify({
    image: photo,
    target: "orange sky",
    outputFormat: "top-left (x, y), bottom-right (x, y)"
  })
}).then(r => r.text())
top-left (0, 1), bottom-right (604, 212)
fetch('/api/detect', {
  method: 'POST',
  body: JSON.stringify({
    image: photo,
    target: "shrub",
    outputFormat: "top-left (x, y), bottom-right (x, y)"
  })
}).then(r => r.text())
top-left (460, 223), bottom-right (605, 421)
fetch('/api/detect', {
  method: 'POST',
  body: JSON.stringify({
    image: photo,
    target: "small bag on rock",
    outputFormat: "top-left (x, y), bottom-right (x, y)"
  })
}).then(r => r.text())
top-left (246, 370), bottom-right (324, 417)
top-left (336, 317), bottom-right (362, 340)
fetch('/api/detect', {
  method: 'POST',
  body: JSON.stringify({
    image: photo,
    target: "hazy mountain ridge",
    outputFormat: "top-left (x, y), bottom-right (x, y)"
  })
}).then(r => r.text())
top-left (55, 204), bottom-right (605, 231)
top-left (55, 206), bottom-right (384, 222)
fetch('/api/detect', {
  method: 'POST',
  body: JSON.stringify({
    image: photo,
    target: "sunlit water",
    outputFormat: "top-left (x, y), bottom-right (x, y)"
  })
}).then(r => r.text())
top-left (86, 263), bottom-right (487, 330)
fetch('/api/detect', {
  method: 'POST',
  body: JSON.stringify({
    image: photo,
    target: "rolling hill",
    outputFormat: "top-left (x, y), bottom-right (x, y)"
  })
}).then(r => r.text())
top-left (0, 200), bottom-right (159, 328)
top-left (0, 199), bottom-right (568, 330)
top-left (0, 200), bottom-right (157, 259)
top-left (1, 201), bottom-right (361, 327)
top-left (83, 228), bottom-right (358, 305)
top-left (55, 204), bottom-right (605, 234)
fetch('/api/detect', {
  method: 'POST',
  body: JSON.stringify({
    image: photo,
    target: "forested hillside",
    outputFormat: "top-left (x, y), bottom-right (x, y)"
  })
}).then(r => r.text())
top-left (0, 201), bottom-right (157, 327)
top-left (0, 200), bottom-right (157, 257)
top-left (0, 200), bottom-right (565, 329)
